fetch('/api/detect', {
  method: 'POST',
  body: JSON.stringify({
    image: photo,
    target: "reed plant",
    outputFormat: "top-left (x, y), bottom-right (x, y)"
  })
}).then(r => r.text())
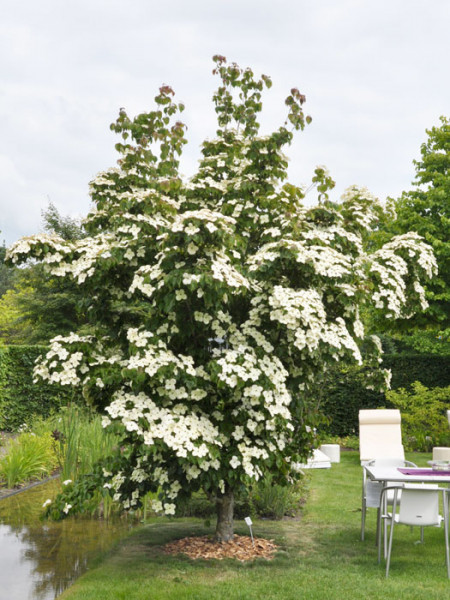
top-left (40, 404), bottom-right (119, 482)
top-left (0, 432), bottom-right (57, 488)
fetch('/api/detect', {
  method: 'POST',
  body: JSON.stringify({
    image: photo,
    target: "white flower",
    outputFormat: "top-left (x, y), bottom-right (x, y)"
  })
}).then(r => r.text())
top-left (164, 503), bottom-right (176, 515)
top-left (230, 455), bottom-right (241, 469)
top-left (185, 224), bottom-right (200, 235)
top-left (62, 479), bottom-right (72, 486)
top-left (151, 499), bottom-right (163, 512)
top-left (42, 499), bottom-right (52, 508)
top-left (63, 503), bottom-right (72, 514)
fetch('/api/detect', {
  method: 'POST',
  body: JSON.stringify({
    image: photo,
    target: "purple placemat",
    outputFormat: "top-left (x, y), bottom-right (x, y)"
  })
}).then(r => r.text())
top-left (398, 467), bottom-right (450, 476)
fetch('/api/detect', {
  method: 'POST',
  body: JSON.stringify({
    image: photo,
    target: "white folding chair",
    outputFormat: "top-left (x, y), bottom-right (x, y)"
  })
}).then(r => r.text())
top-left (359, 409), bottom-right (409, 541)
top-left (363, 457), bottom-right (417, 544)
top-left (378, 484), bottom-right (450, 578)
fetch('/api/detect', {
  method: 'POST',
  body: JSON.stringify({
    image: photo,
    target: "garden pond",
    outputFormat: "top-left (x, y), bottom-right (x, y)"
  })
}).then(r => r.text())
top-left (0, 479), bottom-right (135, 600)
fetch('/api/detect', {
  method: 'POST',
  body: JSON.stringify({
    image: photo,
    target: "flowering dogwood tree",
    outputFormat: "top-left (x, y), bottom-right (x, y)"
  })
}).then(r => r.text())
top-left (7, 57), bottom-right (436, 541)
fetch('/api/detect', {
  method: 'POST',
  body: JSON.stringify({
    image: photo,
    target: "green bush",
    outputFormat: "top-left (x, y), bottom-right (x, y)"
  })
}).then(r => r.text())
top-left (249, 474), bottom-right (307, 519)
top-left (0, 345), bottom-right (77, 431)
top-left (386, 382), bottom-right (450, 451)
top-left (320, 434), bottom-right (359, 451)
top-left (0, 431), bottom-right (57, 488)
top-left (175, 474), bottom-right (308, 521)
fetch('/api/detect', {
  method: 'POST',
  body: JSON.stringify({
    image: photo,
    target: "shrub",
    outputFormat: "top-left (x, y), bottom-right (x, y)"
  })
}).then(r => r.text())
top-left (175, 474), bottom-right (308, 521)
top-left (321, 434), bottom-right (359, 451)
top-left (249, 473), bottom-right (308, 519)
top-left (386, 382), bottom-right (450, 451)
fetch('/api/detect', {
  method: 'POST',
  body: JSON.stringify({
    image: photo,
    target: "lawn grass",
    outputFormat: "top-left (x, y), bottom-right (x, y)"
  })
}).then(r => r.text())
top-left (59, 451), bottom-right (450, 599)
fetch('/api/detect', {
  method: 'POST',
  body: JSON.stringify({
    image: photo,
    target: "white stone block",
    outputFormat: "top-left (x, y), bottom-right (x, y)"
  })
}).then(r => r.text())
top-left (320, 444), bottom-right (340, 463)
top-left (432, 447), bottom-right (450, 461)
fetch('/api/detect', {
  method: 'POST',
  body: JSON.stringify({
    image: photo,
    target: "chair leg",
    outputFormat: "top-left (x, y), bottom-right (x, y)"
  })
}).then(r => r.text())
top-left (375, 507), bottom-right (380, 547)
top-left (361, 470), bottom-right (367, 542)
top-left (444, 493), bottom-right (450, 579)
top-left (361, 499), bottom-right (366, 541)
top-left (377, 515), bottom-right (383, 563)
top-left (385, 517), bottom-right (395, 578)
top-left (381, 494), bottom-right (389, 559)
top-left (385, 493), bottom-right (400, 578)
top-left (384, 517), bottom-right (388, 560)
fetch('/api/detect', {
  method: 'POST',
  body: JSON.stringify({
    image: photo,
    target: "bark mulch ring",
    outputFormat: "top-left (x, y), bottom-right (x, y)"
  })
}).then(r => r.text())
top-left (163, 534), bottom-right (278, 562)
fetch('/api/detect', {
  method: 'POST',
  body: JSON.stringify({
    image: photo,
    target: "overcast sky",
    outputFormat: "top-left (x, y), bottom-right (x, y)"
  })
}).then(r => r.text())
top-left (1, 0), bottom-right (449, 246)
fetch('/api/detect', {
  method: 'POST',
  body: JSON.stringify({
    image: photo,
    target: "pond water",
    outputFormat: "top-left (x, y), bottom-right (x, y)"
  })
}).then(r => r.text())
top-left (0, 480), bottom-right (135, 600)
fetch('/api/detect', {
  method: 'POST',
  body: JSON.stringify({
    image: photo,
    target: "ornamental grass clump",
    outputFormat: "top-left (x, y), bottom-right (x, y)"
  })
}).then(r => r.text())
top-left (0, 432), bottom-right (57, 488)
top-left (7, 56), bottom-right (437, 541)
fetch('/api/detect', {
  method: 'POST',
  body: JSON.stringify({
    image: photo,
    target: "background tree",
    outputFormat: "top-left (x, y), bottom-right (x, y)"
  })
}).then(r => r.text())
top-left (7, 57), bottom-right (436, 541)
top-left (41, 201), bottom-right (86, 242)
top-left (0, 284), bottom-right (33, 343)
top-left (0, 238), bottom-right (30, 343)
top-left (0, 204), bottom-right (87, 345)
top-left (0, 240), bottom-right (18, 298)
top-left (382, 117), bottom-right (449, 353)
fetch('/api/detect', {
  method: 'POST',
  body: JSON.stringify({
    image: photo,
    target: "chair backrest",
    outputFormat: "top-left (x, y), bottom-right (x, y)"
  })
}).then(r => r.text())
top-left (397, 486), bottom-right (441, 527)
top-left (359, 409), bottom-right (404, 463)
top-left (368, 458), bottom-right (407, 468)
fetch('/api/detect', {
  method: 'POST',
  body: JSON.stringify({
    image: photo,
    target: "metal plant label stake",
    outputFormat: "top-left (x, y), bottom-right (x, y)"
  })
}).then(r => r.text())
top-left (245, 516), bottom-right (255, 546)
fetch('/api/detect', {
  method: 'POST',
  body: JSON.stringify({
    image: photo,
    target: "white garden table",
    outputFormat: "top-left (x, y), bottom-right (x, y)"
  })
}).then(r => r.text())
top-left (365, 465), bottom-right (450, 486)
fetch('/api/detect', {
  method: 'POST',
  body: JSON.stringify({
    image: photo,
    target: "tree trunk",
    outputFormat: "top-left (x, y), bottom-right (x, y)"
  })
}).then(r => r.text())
top-left (215, 489), bottom-right (234, 542)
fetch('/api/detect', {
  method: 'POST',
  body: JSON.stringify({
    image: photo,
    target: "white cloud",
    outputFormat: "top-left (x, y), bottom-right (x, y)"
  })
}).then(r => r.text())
top-left (1, 0), bottom-right (449, 245)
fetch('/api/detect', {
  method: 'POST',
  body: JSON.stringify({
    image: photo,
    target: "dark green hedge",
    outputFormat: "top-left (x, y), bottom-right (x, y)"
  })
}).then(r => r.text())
top-left (0, 346), bottom-right (77, 431)
top-left (320, 354), bottom-right (450, 437)
top-left (384, 355), bottom-right (450, 390)
top-left (1, 347), bottom-right (448, 437)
